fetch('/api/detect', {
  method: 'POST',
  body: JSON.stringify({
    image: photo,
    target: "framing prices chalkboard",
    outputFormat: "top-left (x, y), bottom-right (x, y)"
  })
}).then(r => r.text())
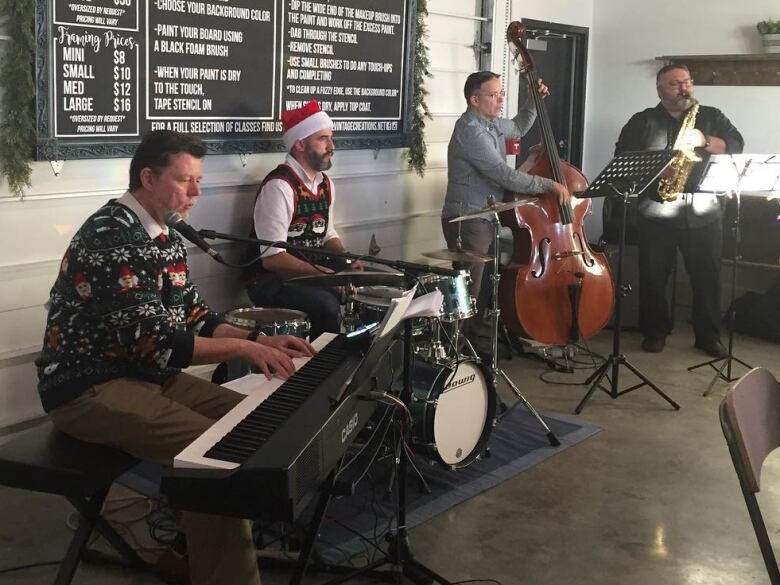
top-left (35, 0), bottom-right (417, 159)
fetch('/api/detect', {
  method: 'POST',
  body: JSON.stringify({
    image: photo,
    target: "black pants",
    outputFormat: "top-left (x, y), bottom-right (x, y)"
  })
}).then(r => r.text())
top-left (637, 217), bottom-right (722, 344)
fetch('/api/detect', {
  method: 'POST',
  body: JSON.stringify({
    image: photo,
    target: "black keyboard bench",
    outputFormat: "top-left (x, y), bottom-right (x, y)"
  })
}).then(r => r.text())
top-left (0, 420), bottom-right (147, 584)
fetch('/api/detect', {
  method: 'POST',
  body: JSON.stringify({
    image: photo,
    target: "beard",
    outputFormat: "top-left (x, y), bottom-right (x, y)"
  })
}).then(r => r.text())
top-left (678, 97), bottom-right (694, 111)
top-left (305, 147), bottom-right (333, 171)
top-left (672, 92), bottom-right (695, 111)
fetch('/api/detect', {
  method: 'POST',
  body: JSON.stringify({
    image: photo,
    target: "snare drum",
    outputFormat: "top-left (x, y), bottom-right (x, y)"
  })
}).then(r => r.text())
top-left (224, 307), bottom-right (310, 338)
top-left (418, 271), bottom-right (475, 322)
top-left (408, 358), bottom-right (496, 469)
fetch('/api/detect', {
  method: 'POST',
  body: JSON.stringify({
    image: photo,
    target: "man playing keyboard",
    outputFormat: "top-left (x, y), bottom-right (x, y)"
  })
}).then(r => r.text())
top-left (35, 130), bottom-right (313, 585)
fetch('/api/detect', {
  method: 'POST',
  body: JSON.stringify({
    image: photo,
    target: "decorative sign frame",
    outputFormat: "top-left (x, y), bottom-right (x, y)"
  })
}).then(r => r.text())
top-left (34, 0), bottom-right (418, 159)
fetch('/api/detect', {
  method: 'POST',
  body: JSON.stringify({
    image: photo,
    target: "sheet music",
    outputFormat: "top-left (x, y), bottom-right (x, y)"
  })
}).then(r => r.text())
top-left (374, 286), bottom-right (417, 339)
top-left (403, 290), bottom-right (444, 319)
top-left (369, 287), bottom-right (444, 336)
top-left (697, 154), bottom-right (780, 195)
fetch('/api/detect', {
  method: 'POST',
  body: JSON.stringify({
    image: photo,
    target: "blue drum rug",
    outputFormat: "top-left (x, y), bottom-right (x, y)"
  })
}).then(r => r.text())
top-left (115, 404), bottom-right (600, 565)
top-left (310, 406), bottom-right (600, 565)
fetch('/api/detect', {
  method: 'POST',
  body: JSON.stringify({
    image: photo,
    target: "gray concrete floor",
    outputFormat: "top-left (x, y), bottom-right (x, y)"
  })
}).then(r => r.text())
top-left (1, 325), bottom-right (779, 585)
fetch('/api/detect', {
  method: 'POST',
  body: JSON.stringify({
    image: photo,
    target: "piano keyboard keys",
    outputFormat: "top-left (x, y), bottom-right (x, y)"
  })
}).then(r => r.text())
top-left (202, 335), bottom-right (351, 464)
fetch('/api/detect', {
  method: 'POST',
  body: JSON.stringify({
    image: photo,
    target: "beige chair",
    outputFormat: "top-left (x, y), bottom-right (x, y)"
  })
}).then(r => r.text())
top-left (720, 367), bottom-right (780, 584)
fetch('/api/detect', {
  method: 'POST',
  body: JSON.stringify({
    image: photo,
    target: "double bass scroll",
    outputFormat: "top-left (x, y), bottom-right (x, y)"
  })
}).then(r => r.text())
top-left (498, 21), bottom-right (614, 346)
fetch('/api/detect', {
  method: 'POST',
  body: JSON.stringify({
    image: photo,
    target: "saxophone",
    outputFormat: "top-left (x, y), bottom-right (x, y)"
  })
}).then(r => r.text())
top-left (657, 100), bottom-right (701, 202)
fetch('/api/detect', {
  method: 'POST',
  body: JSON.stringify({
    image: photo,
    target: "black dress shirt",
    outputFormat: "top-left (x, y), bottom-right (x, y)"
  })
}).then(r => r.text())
top-left (614, 103), bottom-right (744, 228)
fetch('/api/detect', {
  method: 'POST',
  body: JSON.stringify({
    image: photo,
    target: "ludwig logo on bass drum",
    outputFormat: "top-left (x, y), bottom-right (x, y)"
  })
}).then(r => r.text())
top-left (341, 412), bottom-right (359, 443)
top-left (445, 373), bottom-right (475, 391)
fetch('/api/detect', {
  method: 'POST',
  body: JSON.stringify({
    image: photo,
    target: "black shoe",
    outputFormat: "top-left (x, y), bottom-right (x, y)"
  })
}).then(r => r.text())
top-left (695, 340), bottom-right (728, 359)
top-left (641, 336), bottom-right (665, 353)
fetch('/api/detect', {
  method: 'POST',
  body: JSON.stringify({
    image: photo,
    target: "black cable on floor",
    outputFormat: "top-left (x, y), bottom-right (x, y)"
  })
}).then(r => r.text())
top-left (0, 560), bottom-right (63, 575)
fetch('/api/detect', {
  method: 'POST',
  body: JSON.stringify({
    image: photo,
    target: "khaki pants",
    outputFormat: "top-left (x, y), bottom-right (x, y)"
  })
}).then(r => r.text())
top-left (49, 373), bottom-right (261, 585)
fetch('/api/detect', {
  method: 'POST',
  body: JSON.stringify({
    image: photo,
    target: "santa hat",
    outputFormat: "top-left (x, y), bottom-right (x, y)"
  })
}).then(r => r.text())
top-left (73, 273), bottom-right (88, 286)
top-left (118, 266), bottom-right (134, 278)
top-left (282, 101), bottom-right (333, 150)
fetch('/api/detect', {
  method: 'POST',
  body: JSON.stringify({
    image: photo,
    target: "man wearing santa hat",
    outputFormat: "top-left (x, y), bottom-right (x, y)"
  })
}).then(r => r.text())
top-left (243, 100), bottom-right (360, 340)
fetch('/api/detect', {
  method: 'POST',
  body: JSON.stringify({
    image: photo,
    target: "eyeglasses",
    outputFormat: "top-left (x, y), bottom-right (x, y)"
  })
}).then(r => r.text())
top-left (479, 90), bottom-right (506, 99)
top-left (666, 79), bottom-right (694, 88)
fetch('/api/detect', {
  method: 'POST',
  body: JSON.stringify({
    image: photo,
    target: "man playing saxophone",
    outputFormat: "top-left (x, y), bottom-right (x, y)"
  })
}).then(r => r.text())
top-left (614, 64), bottom-right (743, 358)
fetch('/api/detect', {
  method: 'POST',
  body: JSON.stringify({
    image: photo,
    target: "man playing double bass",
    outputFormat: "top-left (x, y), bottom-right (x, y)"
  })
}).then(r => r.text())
top-left (614, 64), bottom-right (744, 358)
top-left (441, 71), bottom-right (571, 347)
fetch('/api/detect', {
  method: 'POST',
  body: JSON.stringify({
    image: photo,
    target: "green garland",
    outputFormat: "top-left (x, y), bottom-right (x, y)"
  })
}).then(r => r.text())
top-left (405, 0), bottom-right (432, 177)
top-left (0, 0), bottom-right (35, 198)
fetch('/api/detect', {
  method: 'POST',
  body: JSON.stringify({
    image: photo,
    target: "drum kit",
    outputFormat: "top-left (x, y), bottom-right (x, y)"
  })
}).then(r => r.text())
top-left (223, 197), bottom-right (559, 472)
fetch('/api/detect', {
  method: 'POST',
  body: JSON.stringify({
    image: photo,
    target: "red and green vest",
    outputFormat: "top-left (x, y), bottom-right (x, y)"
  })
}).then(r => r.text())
top-left (243, 164), bottom-right (334, 282)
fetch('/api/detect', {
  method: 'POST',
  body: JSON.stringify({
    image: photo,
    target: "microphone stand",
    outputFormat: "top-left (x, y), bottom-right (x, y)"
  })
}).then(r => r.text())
top-left (197, 228), bottom-right (462, 279)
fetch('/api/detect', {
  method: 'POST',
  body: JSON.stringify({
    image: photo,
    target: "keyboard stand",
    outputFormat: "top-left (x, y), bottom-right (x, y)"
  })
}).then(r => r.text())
top-left (280, 321), bottom-right (453, 585)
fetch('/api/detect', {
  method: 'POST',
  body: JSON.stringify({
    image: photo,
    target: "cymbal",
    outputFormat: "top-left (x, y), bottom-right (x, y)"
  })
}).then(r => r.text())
top-left (422, 249), bottom-right (492, 263)
top-left (287, 269), bottom-right (405, 288)
top-left (448, 198), bottom-right (539, 222)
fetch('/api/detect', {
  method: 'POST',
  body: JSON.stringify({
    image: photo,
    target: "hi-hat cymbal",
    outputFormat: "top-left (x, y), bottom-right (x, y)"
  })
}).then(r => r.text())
top-left (287, 269), bottom-right (405, 288)
top-left (422, 249), bottom-right (492, 263)
top-left (448, 197), bottom-right (539, 222)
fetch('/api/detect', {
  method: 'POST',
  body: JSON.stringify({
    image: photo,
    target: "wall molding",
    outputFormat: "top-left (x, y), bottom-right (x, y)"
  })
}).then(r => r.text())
top-left (1, 161), bottom-right (447, 203)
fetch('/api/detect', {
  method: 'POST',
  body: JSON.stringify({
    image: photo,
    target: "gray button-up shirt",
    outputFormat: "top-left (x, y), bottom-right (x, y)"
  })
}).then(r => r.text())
top-left (442, 104), bottom-right (555, 219)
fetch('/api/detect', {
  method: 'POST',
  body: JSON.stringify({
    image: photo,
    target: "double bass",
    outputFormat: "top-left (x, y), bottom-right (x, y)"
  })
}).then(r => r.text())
top-left (498, 22), bottom-right (614, 346)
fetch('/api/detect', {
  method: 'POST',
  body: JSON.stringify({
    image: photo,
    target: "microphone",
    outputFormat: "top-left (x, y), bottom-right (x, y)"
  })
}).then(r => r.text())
top-left (164, 211), bottom-right (224, 263)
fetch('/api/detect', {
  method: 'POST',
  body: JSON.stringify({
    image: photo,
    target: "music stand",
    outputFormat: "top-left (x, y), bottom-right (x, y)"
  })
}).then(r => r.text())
top-left (289, 282), bottom-right (455, 585)
top-left (575, 150), bottom-right (681, 414)
top-left (687, 154), bottom-right (780, 396)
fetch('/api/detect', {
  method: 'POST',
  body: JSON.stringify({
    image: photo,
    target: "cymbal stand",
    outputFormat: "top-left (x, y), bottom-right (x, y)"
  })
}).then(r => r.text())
top-left (575, 184), bottom-right (680, 413)
top-left (476, 211), bottom-right (561, 446)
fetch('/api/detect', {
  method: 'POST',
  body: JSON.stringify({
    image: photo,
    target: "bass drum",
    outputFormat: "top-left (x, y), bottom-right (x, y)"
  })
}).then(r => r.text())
top-left (409, 358), bottom-right (496, 469)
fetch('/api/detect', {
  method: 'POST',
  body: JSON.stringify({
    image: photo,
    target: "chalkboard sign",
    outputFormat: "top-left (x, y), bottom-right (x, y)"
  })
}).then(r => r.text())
top-left (35, 0), bottom-right (417, 159)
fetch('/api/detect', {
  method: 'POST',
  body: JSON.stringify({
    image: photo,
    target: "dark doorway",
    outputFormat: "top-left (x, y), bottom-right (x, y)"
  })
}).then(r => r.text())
top-left (515, 19), bottom-right (589, 168)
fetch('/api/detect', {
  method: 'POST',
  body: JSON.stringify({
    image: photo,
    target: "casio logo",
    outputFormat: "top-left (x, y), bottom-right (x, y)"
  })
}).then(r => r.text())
top-left (341, 412), bottom-right (359, 443)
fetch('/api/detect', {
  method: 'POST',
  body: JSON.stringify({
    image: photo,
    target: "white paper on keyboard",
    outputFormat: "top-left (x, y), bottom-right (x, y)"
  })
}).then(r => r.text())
top-left (173, 332), bottom-right (337, 470)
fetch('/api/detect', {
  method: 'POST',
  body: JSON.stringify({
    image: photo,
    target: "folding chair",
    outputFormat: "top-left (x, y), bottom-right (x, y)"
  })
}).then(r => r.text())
top-left (720, 367), bottom-right (780, 585)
